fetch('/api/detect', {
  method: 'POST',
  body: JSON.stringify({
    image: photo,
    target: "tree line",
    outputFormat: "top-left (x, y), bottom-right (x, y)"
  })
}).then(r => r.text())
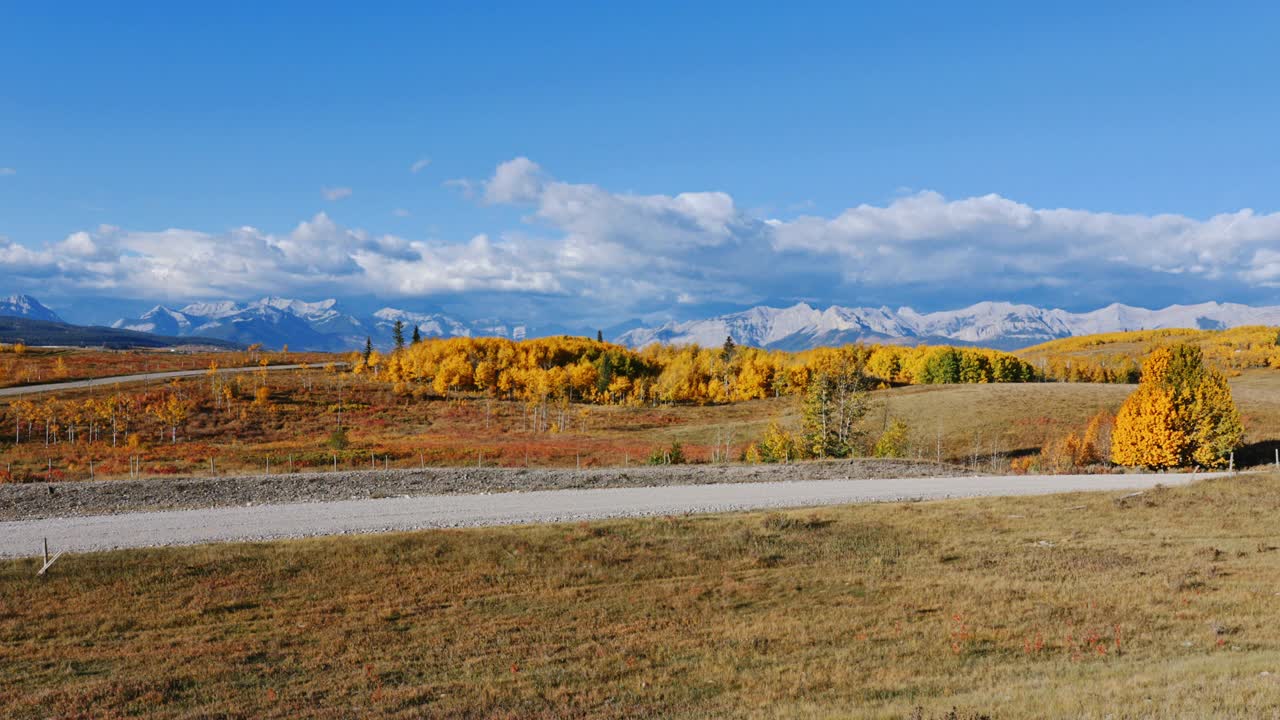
top-left (352, 335), bottom-right (1043, 406)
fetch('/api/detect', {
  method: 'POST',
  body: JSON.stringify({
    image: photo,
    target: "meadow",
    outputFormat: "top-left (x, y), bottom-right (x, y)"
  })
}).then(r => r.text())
top-left (5, 363), bottom-right (1280, 483)
top-left (0, 346), bottom-right (330, 389)
top-left (5, 473), bottom-right (1280, 718)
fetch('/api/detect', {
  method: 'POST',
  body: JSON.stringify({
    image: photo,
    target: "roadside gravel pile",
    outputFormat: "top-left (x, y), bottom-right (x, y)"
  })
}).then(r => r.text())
top-left (0, 459), bottom-right (969, 521)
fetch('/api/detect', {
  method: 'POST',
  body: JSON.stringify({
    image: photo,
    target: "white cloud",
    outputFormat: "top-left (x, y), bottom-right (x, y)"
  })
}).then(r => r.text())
top-left (321, 186), bottom-right (352, 201)
top-left (0, 167), bottom-right (14, 176)
top-left (410, 157), bottom-right (431, 174)
top-left (481, 157), bottom-right (545, 204)
top-left (7, 157), bottom-right (1280, 319)
top-left (392, 208), bottom-right (411, 217)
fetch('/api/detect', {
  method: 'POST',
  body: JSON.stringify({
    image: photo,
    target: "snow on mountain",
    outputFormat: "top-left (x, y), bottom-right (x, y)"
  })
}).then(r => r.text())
top-left (113, 306), bottom-right (194, 336)
top-left (371, 308), bottom-right (533, 342)
top-left (372, 308), bottom-right (472, 339)
top-left (616, 301), bottom-right (1280, 351)
top-left (0, 294), bottom-right (63, 323)
top-left (109, 297), bottom-right (532, 350)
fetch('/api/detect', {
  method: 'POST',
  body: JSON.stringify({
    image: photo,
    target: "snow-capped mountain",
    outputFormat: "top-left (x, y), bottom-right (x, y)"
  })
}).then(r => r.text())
top-left (0, 294), bottom-right (63, 323)
top-left (110, 297), bottom-right (536, 351)
top-left (616, 301), bottom-right (1280, 350)
top-left (371, 308), bottom-right (531, 342)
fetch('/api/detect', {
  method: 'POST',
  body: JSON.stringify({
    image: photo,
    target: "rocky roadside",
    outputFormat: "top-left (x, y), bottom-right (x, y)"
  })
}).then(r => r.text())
top-left (0, 459), bottom-right (973, 521)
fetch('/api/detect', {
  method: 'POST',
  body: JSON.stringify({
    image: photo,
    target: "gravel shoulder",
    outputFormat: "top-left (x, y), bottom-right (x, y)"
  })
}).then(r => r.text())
top-left (0, 459), bottom-right (967, 521)
top-left (0, 470), bottom-right (1213, 559)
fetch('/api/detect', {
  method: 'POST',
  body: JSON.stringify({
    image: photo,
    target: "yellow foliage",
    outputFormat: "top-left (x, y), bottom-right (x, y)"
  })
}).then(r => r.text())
top-left (1111, 385), bottom-right (1186, 468)
top-left (1111, 344), bottom-right (1241, 468)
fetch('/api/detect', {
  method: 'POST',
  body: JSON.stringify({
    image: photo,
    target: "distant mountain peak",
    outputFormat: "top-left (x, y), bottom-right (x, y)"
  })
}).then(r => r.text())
top-left (0, 294), bottom-right (63, 323)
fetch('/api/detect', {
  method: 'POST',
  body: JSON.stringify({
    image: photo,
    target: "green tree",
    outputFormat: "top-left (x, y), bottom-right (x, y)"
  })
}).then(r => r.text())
top-left (392, 320), bottom-right (406, 351)
top-left (412, 325), bottom-right (422, 345)
top-left (920, 348), bottom-right (962, 384)
top-left (363, 337), bottom-right (373, 366)
top-left (721, 335), bottom-right (736, 362)
top-left (802, 364), bottom-right (869, 458)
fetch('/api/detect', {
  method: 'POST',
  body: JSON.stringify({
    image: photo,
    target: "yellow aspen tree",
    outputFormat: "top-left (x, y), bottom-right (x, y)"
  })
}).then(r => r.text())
top-left (1111, 384), bottom-right (1187, 468)
top-left (1186, 371), bottom-right (1244, 468)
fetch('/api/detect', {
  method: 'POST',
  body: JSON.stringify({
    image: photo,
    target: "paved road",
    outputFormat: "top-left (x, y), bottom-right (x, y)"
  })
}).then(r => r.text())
top-left (0, 363), bottom-right (332, 398)
top-left (0, 472), bottom-right (1213, 558)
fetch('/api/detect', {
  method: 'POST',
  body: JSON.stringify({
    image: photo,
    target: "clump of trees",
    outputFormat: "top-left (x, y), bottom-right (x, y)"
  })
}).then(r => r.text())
top-left (1111, 344), bottom-right (1243, 469)
top-left (355, 336), bottom-right (1043, 410)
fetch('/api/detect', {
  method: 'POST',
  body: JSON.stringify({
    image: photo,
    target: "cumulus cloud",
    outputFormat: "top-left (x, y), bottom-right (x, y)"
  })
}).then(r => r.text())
top-left (0, 212), bottom-right (563, 302)
top-left (320, 186), bottom-right (352, 201)
top-left (410, 157), bottom-right (431, 174)
top-left (6, 158), bottom-right (1280, 321)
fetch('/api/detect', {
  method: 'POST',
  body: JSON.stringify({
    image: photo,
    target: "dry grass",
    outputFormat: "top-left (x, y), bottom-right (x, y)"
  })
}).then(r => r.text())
top-left (6, 475), bottom-right (1280, 718)
top-left (0, 347), bottom-right (332, 389)
top-left (8, 367), bottom-right (1280, 482)
top-left (864, 382), bottom-right (1132, 462)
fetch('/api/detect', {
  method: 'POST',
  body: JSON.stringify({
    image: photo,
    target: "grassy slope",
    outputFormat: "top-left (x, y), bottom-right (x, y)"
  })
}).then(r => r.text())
top-left (5, 475), bottom-right (1280, 718)
top-left (6, 368), bottom-right (1280, 481)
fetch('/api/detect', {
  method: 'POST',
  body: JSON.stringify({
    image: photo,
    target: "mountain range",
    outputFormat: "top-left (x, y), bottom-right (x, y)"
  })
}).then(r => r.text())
top-left (107, 297), bottom-right (535, 352)
top-left (3, 293), bottom-right (1280, 352)
top-left (614, 301), bottom-right (1280, 350)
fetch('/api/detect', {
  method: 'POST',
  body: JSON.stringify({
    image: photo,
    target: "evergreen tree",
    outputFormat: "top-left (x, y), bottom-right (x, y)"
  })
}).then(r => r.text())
top-left (597, 329), bottom-right (604, 343)
top-left (412, 325), bottom-right (422, 345)
top-left (363, 337), bottom-right (373, 366)
top-left (721, 335), bottom-right (736, 362)
top-left (392, 320), bottom-right (406, 351)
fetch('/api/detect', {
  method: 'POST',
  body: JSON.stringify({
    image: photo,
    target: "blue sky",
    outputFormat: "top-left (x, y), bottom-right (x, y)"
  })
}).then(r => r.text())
top-left (4, 3), bottom-right (1280, 324)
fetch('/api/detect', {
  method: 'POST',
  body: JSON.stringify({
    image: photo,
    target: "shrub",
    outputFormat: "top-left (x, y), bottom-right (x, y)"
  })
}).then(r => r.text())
top-left (647, 441), bottom-right (686, 465)
top-left (872, 419), bottom-right (910, 458)
top-left (327, 426), bottom-right (350, 450)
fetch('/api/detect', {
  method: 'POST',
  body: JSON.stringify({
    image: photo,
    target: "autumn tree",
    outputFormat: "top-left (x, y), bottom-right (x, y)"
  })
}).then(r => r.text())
top-left (748, 420), bottom-right (801, 463)
top-left (872, 419), bottom-right (910, 458)
top-left (1111, 344), bottom-right (1243, 468)
top-left (148, 393), bottom-right (191, 444)
top-left (801, 350), bottom-right (870, 458)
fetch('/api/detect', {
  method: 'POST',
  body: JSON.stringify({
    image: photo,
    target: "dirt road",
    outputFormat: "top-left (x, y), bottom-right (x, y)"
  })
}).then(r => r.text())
top-left (0, 471), bottom-right (1212, 558)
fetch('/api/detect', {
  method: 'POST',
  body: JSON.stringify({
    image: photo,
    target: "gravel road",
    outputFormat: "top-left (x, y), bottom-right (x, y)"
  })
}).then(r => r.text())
top-left (0, 471), bottom-right (1211, 558)
top-left (0, 363), bottom-right (326, 398)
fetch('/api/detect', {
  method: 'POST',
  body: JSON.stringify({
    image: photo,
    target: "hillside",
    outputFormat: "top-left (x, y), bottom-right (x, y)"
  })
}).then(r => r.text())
top-left (1018, 325), bottom-right (1280, 382)
top-left (0, 317), bottom-right (241, 350)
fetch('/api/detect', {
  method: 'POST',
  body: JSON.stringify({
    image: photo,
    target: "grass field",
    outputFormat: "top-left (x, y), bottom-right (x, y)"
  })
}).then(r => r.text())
top-left (5, 366), bottom-right (1280, 482)
top-left (4, 473), bottom-right (1280, 718)
top-left (0, 347), bottom-right (333, 389)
